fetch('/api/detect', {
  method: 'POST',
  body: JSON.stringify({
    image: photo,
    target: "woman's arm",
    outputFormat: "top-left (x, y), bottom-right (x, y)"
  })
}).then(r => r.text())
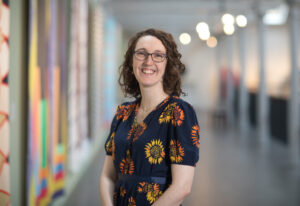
top-left (152, 164), bottom-right (195, 206)
top-left (100, 156), bottom-right (118, 206)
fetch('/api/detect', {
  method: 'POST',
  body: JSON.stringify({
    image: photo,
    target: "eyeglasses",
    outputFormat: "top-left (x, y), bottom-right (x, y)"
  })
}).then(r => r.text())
top-left (134, 50), bottom-right (167, 63)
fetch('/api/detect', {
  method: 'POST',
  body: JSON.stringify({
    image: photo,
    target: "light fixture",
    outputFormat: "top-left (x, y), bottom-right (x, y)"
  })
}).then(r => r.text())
top-left (196, 22), bottom-right (209, 34)
top-left (222, 13), bottom-right (235, 25)
top-left (179, 33), bottom-right (191, 45)
top-left (223, 24), bottom-right (235, 35)
top-left (206, 36), bottom-right (218, 48)
top-left (236, 15), bottom-right (247, 27)
top-left (198, 30), bottom-right (210, 40)
top-left (263, 3), bottom-right (289, 25)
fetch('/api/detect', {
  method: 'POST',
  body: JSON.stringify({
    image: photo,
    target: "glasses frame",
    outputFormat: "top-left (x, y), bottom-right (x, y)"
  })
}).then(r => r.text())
top-left (133, 50), bottom-right (168, 63)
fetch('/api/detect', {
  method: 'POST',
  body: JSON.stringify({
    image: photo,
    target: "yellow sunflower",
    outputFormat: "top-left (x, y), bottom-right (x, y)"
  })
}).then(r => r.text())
top-left (105, 132), bottom-right (115, 156)
top-left (169, 140), bottom-right (185, 163)
top-left (146, 184), bottom-right (162, 204)
top-left (145, 139), bottom-right (165, 164)
top-left (159, 103), bottom-right (185, 126)
top-left (158, 103), bottom-right (175, 124)
top-left (172, 105), bottom-right (184, 126)
top-left (120, 150), bottom-right (134, 174)
top-left (191, 125), bottom-right (200, 148)
top-left (128, 197), bottom-right (136, 206)
top-left (137, 182), bottom-right (162, 204)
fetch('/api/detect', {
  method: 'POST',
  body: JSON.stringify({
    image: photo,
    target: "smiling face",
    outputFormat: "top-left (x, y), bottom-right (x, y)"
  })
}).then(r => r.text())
top-left (132, 35), bottom-right (167, 90)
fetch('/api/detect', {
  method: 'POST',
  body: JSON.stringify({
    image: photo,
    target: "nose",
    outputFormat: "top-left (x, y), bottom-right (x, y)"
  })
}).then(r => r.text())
top-left (144, 54), bottom-right (154, 65)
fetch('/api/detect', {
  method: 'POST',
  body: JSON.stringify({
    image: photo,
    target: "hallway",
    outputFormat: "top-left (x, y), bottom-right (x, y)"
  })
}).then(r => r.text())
top-left (67, 111), bottom-right (300, 206)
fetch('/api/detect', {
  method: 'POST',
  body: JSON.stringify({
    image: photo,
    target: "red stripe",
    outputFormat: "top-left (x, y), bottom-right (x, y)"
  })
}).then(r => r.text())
top-left (0, 149), bottom-right (7, 159)
top-left (2, 34), bottom-right (9, 45)
top-left (0, 189), bottom-right (10, 196)
top-left (55, 171), bottom-right (64, 180)
top-left (0, 112), bottom-right (9, 128)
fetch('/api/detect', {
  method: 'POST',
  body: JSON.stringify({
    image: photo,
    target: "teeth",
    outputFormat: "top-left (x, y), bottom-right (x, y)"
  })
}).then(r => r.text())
top-left (142, 69), bottom-right (154, 74)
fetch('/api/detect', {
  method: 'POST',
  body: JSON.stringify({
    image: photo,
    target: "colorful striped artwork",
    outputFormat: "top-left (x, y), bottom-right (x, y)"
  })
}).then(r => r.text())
top-left (27, 0), bottom-right (68, 205)
top-left (0, 0), bottom-right (10, 205)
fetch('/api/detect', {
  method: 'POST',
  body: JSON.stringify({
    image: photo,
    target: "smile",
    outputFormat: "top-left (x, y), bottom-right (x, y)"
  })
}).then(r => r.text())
top-left (141, 68), bottom-right (155, 74)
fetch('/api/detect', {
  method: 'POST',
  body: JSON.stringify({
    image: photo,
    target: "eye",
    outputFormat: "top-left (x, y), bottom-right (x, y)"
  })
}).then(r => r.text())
top-left (136, 51), bottom-right (147, 57)
top-left (153, 53), bottom-right (164, 59)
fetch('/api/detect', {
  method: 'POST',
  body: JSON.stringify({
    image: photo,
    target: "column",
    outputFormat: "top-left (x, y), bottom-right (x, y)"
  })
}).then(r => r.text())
top-left (257, 12), bottom-right (269, 142)
top-left (288, 1), bottom-right (299, 163)
top-left (238, 27), bottom-right (249, 133)
top-left (226, 35), bottom-right (234, 125)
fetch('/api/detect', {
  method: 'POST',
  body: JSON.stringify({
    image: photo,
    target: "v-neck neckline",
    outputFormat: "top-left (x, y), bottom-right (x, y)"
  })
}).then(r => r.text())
top-left (134, 95), bottom-right (171, 125)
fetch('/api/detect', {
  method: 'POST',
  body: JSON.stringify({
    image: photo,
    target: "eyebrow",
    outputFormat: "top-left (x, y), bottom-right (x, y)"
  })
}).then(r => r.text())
top-left (135, 48), bottom-right (166, 53)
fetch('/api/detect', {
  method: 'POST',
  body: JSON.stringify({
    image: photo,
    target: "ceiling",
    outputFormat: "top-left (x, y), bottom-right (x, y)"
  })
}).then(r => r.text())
top-left (102, 0), bottom-right (293, 37)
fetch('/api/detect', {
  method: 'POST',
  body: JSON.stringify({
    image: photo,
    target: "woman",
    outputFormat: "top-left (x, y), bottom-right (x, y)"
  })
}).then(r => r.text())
top-left (100, 28), bottom-right (200, 206)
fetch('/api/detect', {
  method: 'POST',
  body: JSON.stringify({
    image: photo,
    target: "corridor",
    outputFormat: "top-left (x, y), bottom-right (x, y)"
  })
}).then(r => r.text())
top-left (1, 0), bottom-right (300, 205)
top-left (66, 111), bottom-right (300, 206)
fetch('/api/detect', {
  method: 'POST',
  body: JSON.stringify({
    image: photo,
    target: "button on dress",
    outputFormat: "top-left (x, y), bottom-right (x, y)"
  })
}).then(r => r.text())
top-left (105, 95), bottom-right (200, 206)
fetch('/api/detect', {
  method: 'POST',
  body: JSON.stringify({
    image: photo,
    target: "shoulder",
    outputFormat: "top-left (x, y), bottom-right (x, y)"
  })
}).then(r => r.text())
top-left (115, 100), bottom-right (138, 121)
top-left (169, 95), bottom-right (196, 112)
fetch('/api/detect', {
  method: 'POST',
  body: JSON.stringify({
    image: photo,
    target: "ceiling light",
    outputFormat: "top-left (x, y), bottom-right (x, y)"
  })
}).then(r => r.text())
top-left (223, 24), bottom-right (235, 35)
top-left (263, 4), bottom-right (289, 25)
top-left (179, 33), bottom-right (191, 45)
top-left (236, 15), bottom-right (247, 27)
top-left (206, 36), bottom-right (218, 48)
top-left (196, 22), bottom-right (209, 34)
top-left (222, 13), bottom-right (235, 25)
top-left (198, 30), bottom-right (210, 40)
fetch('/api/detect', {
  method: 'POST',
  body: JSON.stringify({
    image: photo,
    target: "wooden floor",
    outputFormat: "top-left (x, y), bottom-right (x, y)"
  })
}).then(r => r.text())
top-left (66, 112), bottom-right (300, 206)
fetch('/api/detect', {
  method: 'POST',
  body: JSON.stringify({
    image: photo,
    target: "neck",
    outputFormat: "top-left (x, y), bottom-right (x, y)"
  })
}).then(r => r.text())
top-left (139, 86), bottom-right (169, 112)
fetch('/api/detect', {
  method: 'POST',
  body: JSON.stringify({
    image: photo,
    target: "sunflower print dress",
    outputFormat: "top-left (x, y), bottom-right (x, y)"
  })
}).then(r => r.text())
top-left (105, 95), bottom-right (200, 206)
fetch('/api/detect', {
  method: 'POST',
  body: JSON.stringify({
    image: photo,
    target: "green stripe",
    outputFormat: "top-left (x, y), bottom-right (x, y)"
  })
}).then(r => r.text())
top-left (41, 99), bottom-right (47, 168)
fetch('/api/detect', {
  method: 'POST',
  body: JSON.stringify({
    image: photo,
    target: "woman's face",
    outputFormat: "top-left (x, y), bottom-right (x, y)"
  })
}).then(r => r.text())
top-left (132, 35), bottom-right (167, 90)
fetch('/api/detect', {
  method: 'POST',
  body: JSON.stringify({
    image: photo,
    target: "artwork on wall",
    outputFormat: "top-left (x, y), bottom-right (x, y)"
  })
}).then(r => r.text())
top-left (0, 0), bottom-right (10, 205)
top-left (89, 4), bottom-right (105, 140)
top-left (27, 0), bottom-right (67, 205)
top-left (68, 0), bottom-right (90, 173)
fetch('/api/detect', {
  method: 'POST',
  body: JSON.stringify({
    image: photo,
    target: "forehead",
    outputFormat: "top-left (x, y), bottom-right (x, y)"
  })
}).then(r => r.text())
top-left (135, 35), bottom-right (166, 52)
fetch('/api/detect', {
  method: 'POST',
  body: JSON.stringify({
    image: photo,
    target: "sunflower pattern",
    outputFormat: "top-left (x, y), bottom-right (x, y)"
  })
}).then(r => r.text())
top-left (120, 186), bottom-right (127, 197)
top-left (128, 197), bottom-right (136, 206)
top-left (137, 182), bottom-right (163, 204)
top-left (191, 125), bottom-right (200, 148)
top-left (105, 132), bottom-right (116, 160)
top-left (104, 95), bottom-right (199, 205)
top-left (120, 150), bottom-right (135, 175)
top-left (116, 103), bottom-right (137, 121)
top-left (169, 140), bottom-right (185, 163)
top-left (158, 102), bottom-right (184, 126)
top-left (145, 139), bottom-right (165, 164)
top-left (127, 117), bottom-right (147, 142)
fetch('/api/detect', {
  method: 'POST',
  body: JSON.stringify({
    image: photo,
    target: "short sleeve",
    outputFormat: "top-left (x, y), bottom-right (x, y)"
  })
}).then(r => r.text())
top-left (104, 107), bottom-right (119, 156)
top-left (168, 101), bottom-right (200, 166)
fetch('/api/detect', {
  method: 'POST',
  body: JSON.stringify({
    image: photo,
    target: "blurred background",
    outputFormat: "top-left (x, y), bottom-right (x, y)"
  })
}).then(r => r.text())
top-left (0, 0), bottom-right (299, 205)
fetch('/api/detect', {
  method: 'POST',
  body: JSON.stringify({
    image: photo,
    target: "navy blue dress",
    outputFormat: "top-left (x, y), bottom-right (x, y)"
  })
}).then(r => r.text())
top-left (105, 95), bottom-right (200, 206)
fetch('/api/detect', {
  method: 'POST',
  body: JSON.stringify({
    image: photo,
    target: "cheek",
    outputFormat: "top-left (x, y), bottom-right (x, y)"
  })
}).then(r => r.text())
top-left (160, 63), bottom-right (167, 75)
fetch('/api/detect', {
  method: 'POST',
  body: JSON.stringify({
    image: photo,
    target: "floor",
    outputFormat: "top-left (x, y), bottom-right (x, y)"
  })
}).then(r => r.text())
top-left (66, 112), bottom-right (300, 206)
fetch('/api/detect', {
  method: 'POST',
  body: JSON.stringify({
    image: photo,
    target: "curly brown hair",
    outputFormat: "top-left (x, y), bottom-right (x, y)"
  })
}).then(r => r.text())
top-left (118, 28), bottom-right (186, 98)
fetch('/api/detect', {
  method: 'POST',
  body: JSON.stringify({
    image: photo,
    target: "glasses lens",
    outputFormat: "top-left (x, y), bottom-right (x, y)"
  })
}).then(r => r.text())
top-left (135, 51), bottom-right (147, 60)
top-left (152, 53), bottom-right (165, 62)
